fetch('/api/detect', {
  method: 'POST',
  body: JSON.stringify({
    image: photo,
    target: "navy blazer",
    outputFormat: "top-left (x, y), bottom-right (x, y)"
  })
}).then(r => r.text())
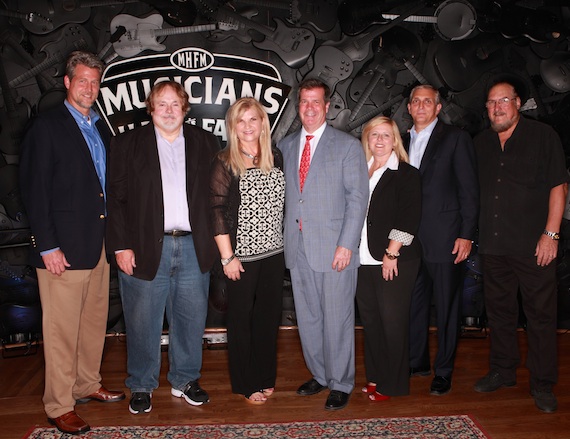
top-left (19, 103), bottom-right (111, 270)
top-left (366, 162), bottom-right (422, 262)
top-left (106, 122), bottom-right (220, 280)
top-left (404, 120), bottom-right (479, 263)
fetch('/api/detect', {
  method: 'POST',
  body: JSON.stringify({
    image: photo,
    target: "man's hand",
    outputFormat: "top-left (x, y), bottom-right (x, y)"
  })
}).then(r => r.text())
top-left (332, 246), bottom-right (352, 272)
top-left (116, 249), bottom-right (136, 275)
top-left (535, 234), bottom-right (558, 266)
top-left (42, 250), bottom-right (70, 276)
top-left (452, 238), bottom-right (472, 264)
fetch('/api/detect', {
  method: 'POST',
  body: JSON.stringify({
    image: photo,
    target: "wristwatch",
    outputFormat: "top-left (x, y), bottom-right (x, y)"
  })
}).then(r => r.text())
top-left (221, 254), bottom-right (236, 266)
top-left (543, 230), bottom-right (560, 240)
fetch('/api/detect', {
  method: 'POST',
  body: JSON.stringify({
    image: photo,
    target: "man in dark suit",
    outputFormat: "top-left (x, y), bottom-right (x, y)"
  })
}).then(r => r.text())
top-left (19, 51), bottom-right (125, 435)
top-left (405, 85), bottom-right (479, 396)
top-left (106, 81), bottom-right (219, 414)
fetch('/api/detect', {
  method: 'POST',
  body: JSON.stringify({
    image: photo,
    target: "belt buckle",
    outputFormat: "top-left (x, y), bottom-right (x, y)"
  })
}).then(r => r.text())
top-left (166, 230), bottom-right (190, 237)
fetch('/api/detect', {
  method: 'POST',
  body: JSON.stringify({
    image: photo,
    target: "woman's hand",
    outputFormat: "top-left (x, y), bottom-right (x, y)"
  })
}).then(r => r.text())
top-left (224, 257), bottom-right (245, 281)
top-left (382, 256), bottom-right (398, 281)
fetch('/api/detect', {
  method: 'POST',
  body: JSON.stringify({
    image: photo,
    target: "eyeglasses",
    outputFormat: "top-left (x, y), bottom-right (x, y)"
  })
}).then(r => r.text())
top-left (485, 97), bottom-right (517, 108)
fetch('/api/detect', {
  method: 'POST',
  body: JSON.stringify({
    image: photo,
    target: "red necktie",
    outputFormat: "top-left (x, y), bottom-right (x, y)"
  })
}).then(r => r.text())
top-left (299, 135), bottom-right (313, 192)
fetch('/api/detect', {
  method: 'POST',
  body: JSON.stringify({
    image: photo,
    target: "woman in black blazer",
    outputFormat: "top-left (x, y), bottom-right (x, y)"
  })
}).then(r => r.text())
top-left (357, 116), bottom-right (422, 400)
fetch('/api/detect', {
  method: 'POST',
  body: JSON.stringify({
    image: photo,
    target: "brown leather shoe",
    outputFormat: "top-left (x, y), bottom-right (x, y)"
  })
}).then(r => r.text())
top-left (48, 411), bottom-right (90, 435)
top-left (76, 386), bottom-right (126, 404)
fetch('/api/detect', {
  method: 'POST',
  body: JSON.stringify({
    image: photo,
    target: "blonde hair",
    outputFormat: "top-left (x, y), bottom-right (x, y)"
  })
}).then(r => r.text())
top-left (220, 97), bottom-right (273, 177)
top-left (361, 116), bottom-right (409, 163)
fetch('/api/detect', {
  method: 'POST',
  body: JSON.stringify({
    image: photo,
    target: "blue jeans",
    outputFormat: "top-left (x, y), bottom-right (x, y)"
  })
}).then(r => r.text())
top-left (119, 234), bottom-right (210, 393)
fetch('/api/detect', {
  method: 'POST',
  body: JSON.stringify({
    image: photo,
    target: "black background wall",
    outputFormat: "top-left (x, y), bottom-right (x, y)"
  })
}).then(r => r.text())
top-left (1, 0), bottom-right (570, 342)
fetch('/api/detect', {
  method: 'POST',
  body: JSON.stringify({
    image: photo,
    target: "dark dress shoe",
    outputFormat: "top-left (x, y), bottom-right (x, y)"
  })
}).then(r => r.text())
top-left (410, 366), bottom-right (431, 377)
top-left (48, 411), bottom-right (90, 435)
top-left (76, 386), bottom-right (126, 404)
top-left (297, 378), bottom-right (326, 396)
top-left (325, 390), bottom-right (350, 410)
top-left (430, 376), bottom-right (452, 395)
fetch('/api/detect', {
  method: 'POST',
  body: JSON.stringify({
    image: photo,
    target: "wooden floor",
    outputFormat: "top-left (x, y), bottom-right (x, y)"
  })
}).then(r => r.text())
top-left (1, 327), bottom-right (569, 439)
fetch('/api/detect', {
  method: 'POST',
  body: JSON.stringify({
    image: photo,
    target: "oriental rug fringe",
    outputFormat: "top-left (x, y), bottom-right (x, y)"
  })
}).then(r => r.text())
top-left (24, 414), bottom-right (490, 438)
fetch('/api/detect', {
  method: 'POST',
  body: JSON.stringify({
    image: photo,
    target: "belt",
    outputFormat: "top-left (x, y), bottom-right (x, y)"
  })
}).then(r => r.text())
top-left (164, 230), bottom-right (191, 237)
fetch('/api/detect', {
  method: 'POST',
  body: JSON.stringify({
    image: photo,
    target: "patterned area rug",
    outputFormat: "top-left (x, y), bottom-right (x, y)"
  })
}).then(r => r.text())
top-left (24, 415), bottom-right (489, 438)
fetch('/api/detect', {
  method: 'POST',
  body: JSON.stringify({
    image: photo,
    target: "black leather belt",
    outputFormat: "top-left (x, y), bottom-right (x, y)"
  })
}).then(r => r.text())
top-left (164, 230), bottom-right (191, 237)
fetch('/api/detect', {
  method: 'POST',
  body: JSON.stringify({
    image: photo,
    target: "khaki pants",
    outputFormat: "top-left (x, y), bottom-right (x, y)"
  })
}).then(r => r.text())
top-left (37, 246), bottom-right (110, 418)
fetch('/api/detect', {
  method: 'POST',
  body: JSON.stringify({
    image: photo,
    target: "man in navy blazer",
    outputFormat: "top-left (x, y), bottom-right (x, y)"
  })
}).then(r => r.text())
top-left (278, 78), bottom-right (368, 410)
top-left (106, 81), bottom-right (219, 415)
top-left (404, 85), bottom-right (479, 396)
top-left (19, 51), bottom-right (125, 435)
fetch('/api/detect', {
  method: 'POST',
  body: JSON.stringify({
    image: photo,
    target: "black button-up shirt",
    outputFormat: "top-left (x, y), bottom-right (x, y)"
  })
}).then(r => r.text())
top-left (474, 116), bottom-right (568, 256)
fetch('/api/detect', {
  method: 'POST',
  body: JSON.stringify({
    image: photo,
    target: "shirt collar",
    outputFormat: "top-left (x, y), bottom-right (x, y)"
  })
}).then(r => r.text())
top-left (64, 100), bottom-right (99, 125)
top-left (411, 117), bottom-right (438, 138)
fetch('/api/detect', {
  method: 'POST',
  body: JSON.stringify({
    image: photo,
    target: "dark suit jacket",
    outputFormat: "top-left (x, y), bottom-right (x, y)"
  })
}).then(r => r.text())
top-left (19, 103), bottom-right (111, 269)
top-left (366, 162), bottom-right (422, 262)
top-left (106, 122), bottom-right (220, 280)
top-left (404, 120), bottom-right (479, 263)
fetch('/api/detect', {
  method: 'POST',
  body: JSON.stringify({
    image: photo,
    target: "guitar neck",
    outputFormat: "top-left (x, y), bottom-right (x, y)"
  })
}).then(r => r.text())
top-left (153, 23), bottom-right (218, 37)
top-left (80, 0), bottom-right (138, 7)
top-left (382, 13), bottom-right (476, 25)
top-left (213, 4), bottom-right (274, 37)
top-left (232, 0), bottom-right (291, 11)
top-left (9, 51), bottom-right (66, 88)
top-left (0, 59), bottom-right (16, 113)
top-left (339, 3), bottom-right (426, 56)
top-left (382, 13), bottom-right (437, 24)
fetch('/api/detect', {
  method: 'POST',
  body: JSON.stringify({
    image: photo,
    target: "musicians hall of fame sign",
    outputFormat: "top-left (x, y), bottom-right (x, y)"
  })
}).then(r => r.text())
top-left (96, 47), bottom-right (292, 144)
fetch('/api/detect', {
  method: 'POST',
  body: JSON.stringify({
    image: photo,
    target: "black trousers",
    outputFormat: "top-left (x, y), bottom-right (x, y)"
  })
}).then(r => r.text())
top-left (409, 260), bottom-right (463, 378)
top-left (356, 258), bottom-right (420, 396)
top-left (226, 252), bottom-right (285, 396)
top-left (481, 254), bottom-right (558, 391)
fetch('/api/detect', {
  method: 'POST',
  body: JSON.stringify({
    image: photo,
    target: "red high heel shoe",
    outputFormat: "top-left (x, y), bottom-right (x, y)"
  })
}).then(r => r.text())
top-left (362, 383), bottom-right (376, 394)
top-left (368, 391), bottom-right (390, 402)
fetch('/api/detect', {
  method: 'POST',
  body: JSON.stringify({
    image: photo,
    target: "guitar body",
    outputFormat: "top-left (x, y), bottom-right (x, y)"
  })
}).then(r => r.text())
top-left (291, 0), bottom-right (338, 33)
top-left (17, 0), bottom-right (91, 34)
top-left (0, 57), bottom-right (31, 155)
top-left (305, 45), bottom-right (354, 92)
top-left (540, 52), bottom-right (570, 93)
top-left (33, 24), bottom-right (96, 77)
top-left (112, 14), bottom-right (166, 58)
top-left (337, 0), bottom-right (391, 36)
top-left (433, 34), bottom-right (505, 92)
top-left (252, 18), bottom-right (315, 68)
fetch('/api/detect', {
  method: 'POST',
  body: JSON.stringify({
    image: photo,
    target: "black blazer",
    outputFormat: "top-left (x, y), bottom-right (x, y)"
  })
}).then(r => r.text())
top-left (19, 103), bottom-right (111, 269)
top-left (366, 162), bottom-right (422, 262)
top-left (404, 120), bottom-right (479, 263)
top-left (106, 122), bottom-right (220, 280)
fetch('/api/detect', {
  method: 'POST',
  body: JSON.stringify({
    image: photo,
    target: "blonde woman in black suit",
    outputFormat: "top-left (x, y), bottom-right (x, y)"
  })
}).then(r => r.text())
top-left (357, 116), bottom-right (422, 400)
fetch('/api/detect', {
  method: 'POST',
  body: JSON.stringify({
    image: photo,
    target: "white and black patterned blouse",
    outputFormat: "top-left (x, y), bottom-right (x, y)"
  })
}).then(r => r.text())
top-left (210, 149), bottom-right (285, 262)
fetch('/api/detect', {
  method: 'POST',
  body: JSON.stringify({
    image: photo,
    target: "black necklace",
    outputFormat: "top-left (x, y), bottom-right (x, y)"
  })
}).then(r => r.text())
top-left (240, 149), bottom-right (259, 165)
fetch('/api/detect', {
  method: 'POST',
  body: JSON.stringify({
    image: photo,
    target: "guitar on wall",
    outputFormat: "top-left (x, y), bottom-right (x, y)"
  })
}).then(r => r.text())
top-left (338, 0), bottom-right (477, 41)
top-left (29, 24), bottom-right (95, 77)
top-left (199, 0), bottom-right (315, 69)
top-left (304, 2), bottom-right (426, 94)
top-left (15, 0), bottom-right (197, 34)
top-left (0, 54), bottom-right (31, 156)
top-left (110, 13), bottom-right (237, 58)
top-left (231, 0), bottom-right (338, 33)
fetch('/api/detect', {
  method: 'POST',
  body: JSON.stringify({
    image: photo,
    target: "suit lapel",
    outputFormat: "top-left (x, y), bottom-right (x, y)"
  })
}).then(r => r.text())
top-left (419, 120), bottom-right (443, 174)
top-left (288, 132), bottom-right (302, 192)
top-left (62, 105), bottom-right (103, 188)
